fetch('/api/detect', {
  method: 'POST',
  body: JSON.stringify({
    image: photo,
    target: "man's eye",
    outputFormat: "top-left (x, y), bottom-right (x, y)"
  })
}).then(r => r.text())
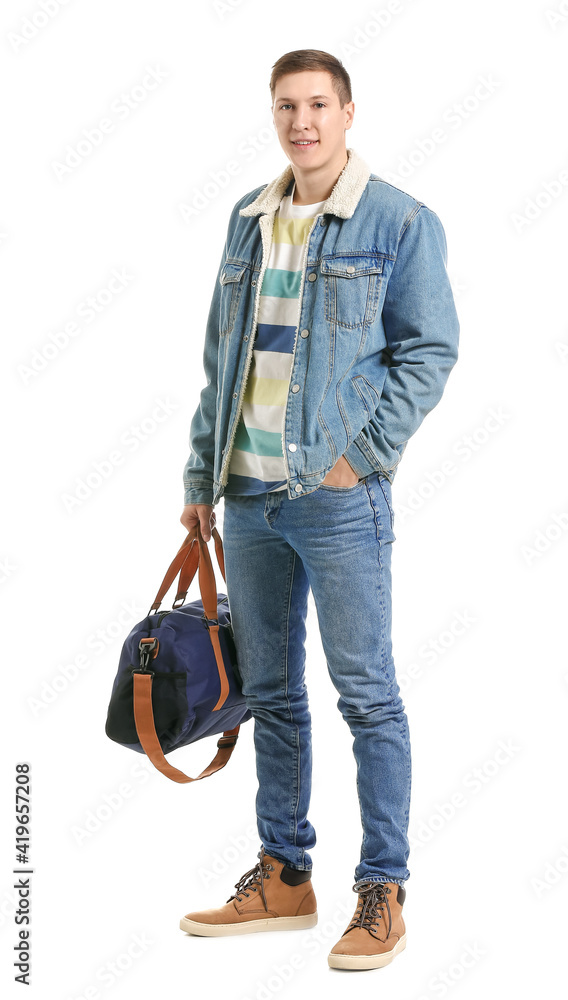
top-left (278, 103), bottom-right (326, 111)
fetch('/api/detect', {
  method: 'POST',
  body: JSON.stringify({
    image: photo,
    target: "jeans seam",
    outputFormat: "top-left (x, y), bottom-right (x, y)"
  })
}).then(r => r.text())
top-left (366, 476), bottom-right (396, 702)
top-left (377, 474), bottom-right (395, 529)
top-left (282, 547), bottom-right (301, 858)
top-left (358, 477), bottom-right (404, 879)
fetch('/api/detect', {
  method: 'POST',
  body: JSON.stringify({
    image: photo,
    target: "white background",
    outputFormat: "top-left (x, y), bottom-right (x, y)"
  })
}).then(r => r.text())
top-left (2, 0), bottom-right (567, 997)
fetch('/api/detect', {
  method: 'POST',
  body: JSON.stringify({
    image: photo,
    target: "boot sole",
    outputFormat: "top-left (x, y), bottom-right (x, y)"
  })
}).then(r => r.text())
top-left (327, 932), bottom-right (407, 970)
top-left (180, 911), bottom-right (318, 936)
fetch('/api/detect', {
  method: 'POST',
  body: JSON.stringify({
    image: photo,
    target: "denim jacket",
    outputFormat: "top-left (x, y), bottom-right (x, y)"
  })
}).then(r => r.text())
top-left (183, 147), bottom-right (459, 507)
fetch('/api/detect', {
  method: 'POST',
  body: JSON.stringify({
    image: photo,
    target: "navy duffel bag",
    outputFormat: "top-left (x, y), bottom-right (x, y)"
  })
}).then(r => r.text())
top-left (105, 525), bottom-right (252, 783)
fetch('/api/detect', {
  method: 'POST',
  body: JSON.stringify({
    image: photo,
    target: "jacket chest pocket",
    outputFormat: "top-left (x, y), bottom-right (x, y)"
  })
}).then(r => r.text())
top-left (321, 254), bottom-right (385, 329)
top-left (219, 261), bottom-right (248, 336)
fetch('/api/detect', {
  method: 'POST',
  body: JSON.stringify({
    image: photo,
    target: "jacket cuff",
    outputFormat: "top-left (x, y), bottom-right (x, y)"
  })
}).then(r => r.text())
top-left (344, 438), bottom-right (383, 479)
top-left (183, 483), bottom-right (215, 506)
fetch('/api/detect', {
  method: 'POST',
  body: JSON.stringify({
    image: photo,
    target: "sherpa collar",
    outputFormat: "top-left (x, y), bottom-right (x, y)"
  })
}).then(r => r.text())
top-left (238, 146), bottom-right (372, 220)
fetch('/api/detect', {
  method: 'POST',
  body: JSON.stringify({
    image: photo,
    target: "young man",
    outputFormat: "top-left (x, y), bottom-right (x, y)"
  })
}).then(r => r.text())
top-left (179, 49), bottom-right (459, 971)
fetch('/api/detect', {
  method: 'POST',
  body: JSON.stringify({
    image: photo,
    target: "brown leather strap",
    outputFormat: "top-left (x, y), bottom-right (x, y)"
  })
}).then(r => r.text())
top-left (133, 672), bottom-right (240, 783)
top-left (175, 526), bottom-right (226, 605)
top-left (175, 538), bottom-right (199, 605)
top-left (149, 531), bottom-right (197, 613)
top-left (212, 527), bottom-right (226, 582)
top-left (150, 526), bottom-right (226, 613)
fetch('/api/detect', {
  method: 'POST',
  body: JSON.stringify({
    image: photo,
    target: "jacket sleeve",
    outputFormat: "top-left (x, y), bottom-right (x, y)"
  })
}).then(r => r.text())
top-left (344, 204), bottom-right (460, 479)
top-left (182, 237), bottom-right (228, 507)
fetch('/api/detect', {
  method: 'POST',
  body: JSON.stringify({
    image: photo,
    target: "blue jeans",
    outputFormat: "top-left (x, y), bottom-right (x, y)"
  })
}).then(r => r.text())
top-left (222, 471), bottom-right (411, 887)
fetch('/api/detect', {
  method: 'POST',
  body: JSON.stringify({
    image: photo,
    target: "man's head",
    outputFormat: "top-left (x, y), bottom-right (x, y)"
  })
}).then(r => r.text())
top-left (270, 50), bottom-right (354, 174)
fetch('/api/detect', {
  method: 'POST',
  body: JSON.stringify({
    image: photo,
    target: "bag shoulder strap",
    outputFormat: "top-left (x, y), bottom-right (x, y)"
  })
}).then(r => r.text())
top-left (133, 671), bottom-right (239, 783)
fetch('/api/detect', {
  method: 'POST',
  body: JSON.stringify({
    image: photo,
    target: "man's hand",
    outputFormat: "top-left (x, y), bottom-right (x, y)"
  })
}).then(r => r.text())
top-left (321, 454), bottom-right (360, 487)
top-left (180, 503), bottom-right (216, 542)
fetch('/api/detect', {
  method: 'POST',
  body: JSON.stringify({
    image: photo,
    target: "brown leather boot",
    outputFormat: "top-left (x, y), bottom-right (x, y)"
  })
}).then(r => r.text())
top-left (328, 879), bottom-right (407, 969)
top-left (180, 847), bottom-right (317, 937)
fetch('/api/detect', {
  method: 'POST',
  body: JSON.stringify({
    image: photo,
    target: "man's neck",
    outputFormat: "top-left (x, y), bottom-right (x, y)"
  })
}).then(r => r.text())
top-left (291, 147), bottom-right (349, 205)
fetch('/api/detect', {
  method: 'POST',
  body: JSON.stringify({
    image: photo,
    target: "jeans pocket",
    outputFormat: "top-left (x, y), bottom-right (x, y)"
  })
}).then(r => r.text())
top-left (318, 477), bottom-right (366, 492)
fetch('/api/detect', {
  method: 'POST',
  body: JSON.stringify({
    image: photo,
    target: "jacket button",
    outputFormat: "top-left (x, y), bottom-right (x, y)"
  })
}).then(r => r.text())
top-left (294, 484), bottom-right (303, 493)
top-left (232, 393), bottom-right (237, 398)
top-left (252, 279), bottom-right (256, 286)
top-left (243, 335), bottom-right (248, 341)
top-left (346, 265), bottom-right (356, 273)
top-left (308, 272), bottom-right (317, 281)
top-left (291, 384), bottom-right (300, 393)
top-left (300, 329), bottom-right (309, 338)
top-left (288, 443), bottom-right (297, 452)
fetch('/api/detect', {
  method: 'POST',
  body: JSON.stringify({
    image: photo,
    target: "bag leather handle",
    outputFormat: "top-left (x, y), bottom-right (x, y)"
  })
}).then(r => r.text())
top-left (176, 527), bottom-right (226, 607)
top-left (134, 525), bottom-right (238, 782)
top-left (149, 525), bottom-right (225, 614)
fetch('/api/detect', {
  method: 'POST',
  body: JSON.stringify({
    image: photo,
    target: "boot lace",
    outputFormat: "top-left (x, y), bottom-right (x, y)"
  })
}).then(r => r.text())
top-left (344, 880), bottom-right (392, 938)
top-left (226, 857), bottom-right (274, 911)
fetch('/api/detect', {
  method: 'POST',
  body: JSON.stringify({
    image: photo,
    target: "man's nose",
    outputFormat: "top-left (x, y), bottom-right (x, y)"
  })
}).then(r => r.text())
top-left (291, 109), bottom-right (311, 130)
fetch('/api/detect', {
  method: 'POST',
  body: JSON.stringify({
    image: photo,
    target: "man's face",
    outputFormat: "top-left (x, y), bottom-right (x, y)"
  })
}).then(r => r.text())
top-left (272, 70), bottom-right (354, 170)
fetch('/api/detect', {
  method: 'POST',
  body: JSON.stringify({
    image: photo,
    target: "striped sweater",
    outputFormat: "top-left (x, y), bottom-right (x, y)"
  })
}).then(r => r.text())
top-left (225, 181), bottom-right (325, 495)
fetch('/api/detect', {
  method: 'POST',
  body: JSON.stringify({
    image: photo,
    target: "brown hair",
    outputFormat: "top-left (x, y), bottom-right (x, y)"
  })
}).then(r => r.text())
top-left (270, 49), bottom-right (352, 109)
